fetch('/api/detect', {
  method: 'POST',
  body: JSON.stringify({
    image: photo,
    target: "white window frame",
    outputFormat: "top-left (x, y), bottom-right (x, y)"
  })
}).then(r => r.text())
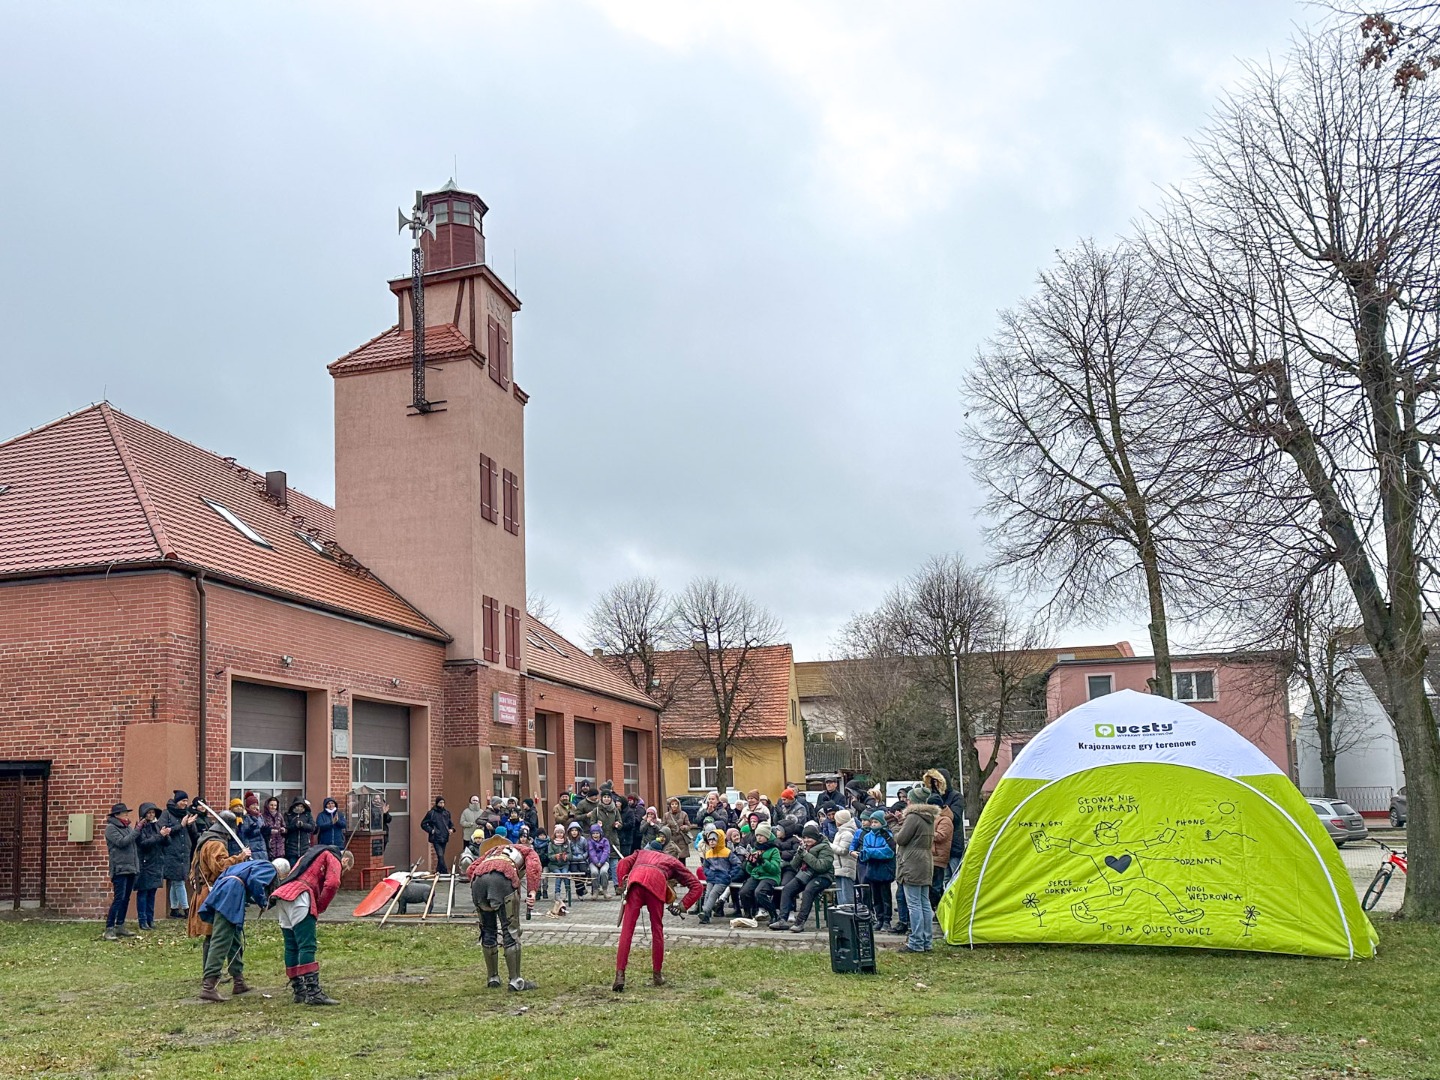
top-left (202, 497), bottom-right (271, 548)
top-left (1172, 669), bottom-right (1217, 703)
top-left (230, 747), bottom-right (304, 809)
top-left (687, 756), bottom-right (734, 792)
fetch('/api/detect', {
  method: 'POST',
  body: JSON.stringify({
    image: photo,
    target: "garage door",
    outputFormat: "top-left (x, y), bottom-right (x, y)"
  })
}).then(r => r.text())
top-left (230, 681), bottom-right (306, 811)
top-left (353, 701), bottom-right (410, 867)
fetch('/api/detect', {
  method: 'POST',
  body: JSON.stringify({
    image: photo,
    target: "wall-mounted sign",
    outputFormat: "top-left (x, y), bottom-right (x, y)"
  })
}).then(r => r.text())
top-left (332, 729), bottom-right (350, 758)
top-left (494, 691), bottom-right (519, 726)
top-left (332, 704), bottom-right (349, 730)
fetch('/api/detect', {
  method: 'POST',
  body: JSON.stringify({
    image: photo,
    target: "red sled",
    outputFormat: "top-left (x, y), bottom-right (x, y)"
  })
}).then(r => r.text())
top-left (352, 870), bottom-right (412, 917)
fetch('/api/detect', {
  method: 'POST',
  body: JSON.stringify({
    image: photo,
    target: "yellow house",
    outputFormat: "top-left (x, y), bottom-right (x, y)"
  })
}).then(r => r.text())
top-left (655, 643), bottom-right (806, 800)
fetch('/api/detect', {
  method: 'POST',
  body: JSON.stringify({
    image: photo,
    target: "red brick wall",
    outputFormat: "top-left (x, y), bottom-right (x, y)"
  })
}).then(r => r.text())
top-left (524, 678), bottom-right (661, 809)
top-left (0, 569), bottom-right (448, 916)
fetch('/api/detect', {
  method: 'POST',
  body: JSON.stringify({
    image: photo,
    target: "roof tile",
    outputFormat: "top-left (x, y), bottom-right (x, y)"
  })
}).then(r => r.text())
top-left (327, 323), bottom-right (477, 376)
top-left (524, 615), bottom-right (658, 710)
top-left (652, 644), bottom-right (794, 740)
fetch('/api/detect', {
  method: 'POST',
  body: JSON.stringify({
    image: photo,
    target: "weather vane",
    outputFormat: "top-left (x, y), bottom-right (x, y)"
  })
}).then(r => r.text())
top-left (398, 190), bottom-right (442, 414)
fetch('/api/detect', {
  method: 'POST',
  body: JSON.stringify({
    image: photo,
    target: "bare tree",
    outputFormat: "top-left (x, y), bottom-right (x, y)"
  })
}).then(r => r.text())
top-left (963, 239), bottom-right (1214, 699)
top-left (670, 577), bottom-right (783, 787)
top-left (826, 610), bottom-right (927, 779)
top-left (1151, 30), bottom-right (1440, 919)
top-left (1292, 573), bottom-right (1374, 798)
top-left (527, 590), bottom-right (561, 631)
top-left (585, 576), bottom-right (686, 710)
top-left (1325, 2), bottom-right (1440, 92)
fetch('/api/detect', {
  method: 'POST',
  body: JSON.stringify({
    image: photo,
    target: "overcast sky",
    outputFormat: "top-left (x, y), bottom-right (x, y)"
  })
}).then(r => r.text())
top-left (1, 1), bottom-right (1320, 659)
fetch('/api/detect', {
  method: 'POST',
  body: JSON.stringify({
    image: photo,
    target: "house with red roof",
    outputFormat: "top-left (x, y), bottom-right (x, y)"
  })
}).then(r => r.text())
top-left (648, 644), bottom-right (805, 799)
top-left (0, 184), bottom-right (659, 915)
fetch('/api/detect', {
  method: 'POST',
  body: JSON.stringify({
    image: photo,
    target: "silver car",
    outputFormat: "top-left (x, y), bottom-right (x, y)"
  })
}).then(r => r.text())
top-left (1307, 798), bottom-right (1368, 847)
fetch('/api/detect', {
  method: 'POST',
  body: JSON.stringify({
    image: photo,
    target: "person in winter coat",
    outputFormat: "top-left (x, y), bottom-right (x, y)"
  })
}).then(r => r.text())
top-left (773, 821), bottom-right (835, 931)
top-left (565, 822), bottom-right (590, 899)
top-left (661, 798), bottom-right (692, 862)
top-left (261, 797), bottom-right (288, 861)
top-left (238, 796), bottom-right (265, 855)
top-left (696, 823), bottom-right (740, 923)
top-left (134, 802), bottom-right (168, 931)
top-left (551, 792), bottom-right (573, 832)
top-left (547, 824), bottom-right (574, 904)
top-left (925, 767), bottom-right (967, 885)
top-left (525, 826), bottom-right (550, 898)
top-left (594, 791), bottom-right (623, 884)
top-left (421, 797), bottom-right (454, 872)
top-left (480, 796), bottom-right (506, 832)
top-left (738, 823), bottom-right (782, 921)
top-left (458, 795), bottom-right (486, 838)
top-left (638, 805), bottom-right (662, 850)
top-left (499, 809), bottom-right (524, 842)
top-left (852, 811), bottom-right (896, 930)
top-left (198, 857), bottom-right (277, 1002)
top-left (284, 799), bottom-right (317, 863)
top-left (929, 792), bottom-right (955, 908)
top-left (776, 788), bottom-right (810, 825)
top-left (612, 842), bottom-right (703, 992)
top-left (103, 802), bottom-right (139, 939)
top-left (187, 811), bottom-right (253, 981)
top-left (894, 786), bottom-right (940, 953)
top-left (816, 777), bottom-right (847, 817)
top-left (521, 798), bottom-right (541, 835)
top-left (619, 795), bottom-right (642, 856)
top-left (722, 827), bottom-right (748, 916)
top-left (160, 790), bottom-right (199, 918)
top-left (773, 822), bottom-right (801, 890)
top-left (586, 824), bottom-right (613, 899)
top-left (271, 844), bottom-right (354, 1005)
top-left (315, 798), bottom-right (347, 848)
top-left (694, 791), bottom-right (731, 834)
top-left (831, 808), bottom-right (859, 906)
top-left (570, 788), bottom-right (601, 830)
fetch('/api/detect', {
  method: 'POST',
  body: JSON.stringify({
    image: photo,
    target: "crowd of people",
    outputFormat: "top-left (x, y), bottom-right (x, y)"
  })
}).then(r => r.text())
top-left (446, 769), bottom-right (967, 957)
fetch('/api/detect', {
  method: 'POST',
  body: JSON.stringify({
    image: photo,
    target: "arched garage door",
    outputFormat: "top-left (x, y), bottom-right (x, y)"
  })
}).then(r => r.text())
top-left (353, 701), bottom-right (410, 867)
top-left (230, 682), bottom-right (306, 811)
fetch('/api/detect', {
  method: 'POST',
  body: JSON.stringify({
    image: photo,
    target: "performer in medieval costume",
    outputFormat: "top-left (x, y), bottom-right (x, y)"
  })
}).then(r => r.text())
top-left (466, 840), bottom-right (542, 992)
top-left (196, 856), bottom-right (279, 1002)
top-left (612, 837), bottom-right (703, 992)
top-left (187, 810), bottom-right (252, 997)
top-left (270, 844), bottom-right (355, 1005)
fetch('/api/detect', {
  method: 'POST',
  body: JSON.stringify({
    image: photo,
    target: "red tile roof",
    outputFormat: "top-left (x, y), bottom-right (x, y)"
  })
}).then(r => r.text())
top-left (794, 644), bottom-right (1135, 699)
top-left (327, 323), bottom-right (478, 377)
top-left (0, 404), bottom-right (447, 640)
top-left (652, 644), bottom-right (795, 741)
top-left (523, 615), bottom-right (659, 711)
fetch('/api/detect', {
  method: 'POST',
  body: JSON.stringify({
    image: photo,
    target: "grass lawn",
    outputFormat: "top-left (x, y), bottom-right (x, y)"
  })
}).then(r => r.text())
top-left (1, 917), bottom-right (1436, 1079)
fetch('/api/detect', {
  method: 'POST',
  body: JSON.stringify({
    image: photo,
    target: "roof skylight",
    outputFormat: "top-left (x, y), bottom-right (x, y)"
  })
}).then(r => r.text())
top-left (294, 530), bottom-right (329, 557)
top-left (526, 629), bottom-right (569, 658)
top-left (201, 497), bottom-right (271, 548)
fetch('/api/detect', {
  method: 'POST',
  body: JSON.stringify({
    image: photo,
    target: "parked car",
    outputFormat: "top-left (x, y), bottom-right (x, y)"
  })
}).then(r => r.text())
top-left (1390, 787), bottom-right (1407, 828)
top-left (1306, 798), bottom-right (1368, 847)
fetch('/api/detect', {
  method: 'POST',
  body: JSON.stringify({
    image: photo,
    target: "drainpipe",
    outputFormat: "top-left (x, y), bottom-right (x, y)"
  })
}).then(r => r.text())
top-left (193, 571), bottom-right (208, 801)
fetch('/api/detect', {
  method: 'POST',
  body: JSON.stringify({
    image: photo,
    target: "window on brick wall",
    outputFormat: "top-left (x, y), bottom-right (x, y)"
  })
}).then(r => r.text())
top-left (482, 596), bottom-right (500, 664)
top-left (504, 605), bottom-right (521, 669)
top-left (574, 721), bottom-right (598, 787)
top-left (502, 469), bottom-right (520, 535)
top-left (623, 730), bottom-right (640, 796)
top-left (479, 455), bottom-right (498, 524)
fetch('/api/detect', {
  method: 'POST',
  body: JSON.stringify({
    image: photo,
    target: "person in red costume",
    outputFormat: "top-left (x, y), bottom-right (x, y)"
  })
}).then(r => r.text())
top-left (612, 839), bottom-right (703, 992)
top-left (270, 845), bottom-right (354, 1005)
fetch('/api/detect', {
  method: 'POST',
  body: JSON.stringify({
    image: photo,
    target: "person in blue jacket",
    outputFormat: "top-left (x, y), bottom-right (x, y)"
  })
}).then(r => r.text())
top-left (851, 810), bottom-right (897, 930)
top-left (315, 798), bottom-right (348, 847)
top-left (197, 858), bottom-right (278, 1002)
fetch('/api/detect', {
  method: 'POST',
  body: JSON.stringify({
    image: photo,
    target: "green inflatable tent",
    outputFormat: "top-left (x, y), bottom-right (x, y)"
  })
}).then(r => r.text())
top-left (937, 689), bottom-right (1377, 958)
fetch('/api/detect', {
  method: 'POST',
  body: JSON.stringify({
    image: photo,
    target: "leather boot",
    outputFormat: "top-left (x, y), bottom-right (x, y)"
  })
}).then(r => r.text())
top-left (303, 972), bottom-right (338, 1006)
top-left (483, 946), bottom-right (501, 989)
top-left (199, 977), bottom-right (224, 1003)
top-left (505, 944), bottom-right (535, 992)
top-left (231, 974), bottom-right (254, 995)
top-left (289, 976), bottom-right (304, 1003)
top-left (611, 971), bottom-right (625, 992)
top-left (652, 971), bottom-right (666, 987)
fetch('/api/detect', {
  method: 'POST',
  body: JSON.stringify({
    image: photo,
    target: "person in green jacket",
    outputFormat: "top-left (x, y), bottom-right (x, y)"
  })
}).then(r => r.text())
top-left (594, 790), bottom-right (623, 889)
top-left (771, 821), bottom-right (835, 931)
top-left (738, 824), bottom-right (782, 921)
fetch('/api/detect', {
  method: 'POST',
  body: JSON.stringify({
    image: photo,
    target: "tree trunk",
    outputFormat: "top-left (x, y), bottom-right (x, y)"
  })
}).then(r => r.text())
top-left (1138, 531), bottom-right (1173, 698)
top-left (1380, 657), bottom-right (1440, 920)
top-left (1319, 724), bottom-right (1339, 801)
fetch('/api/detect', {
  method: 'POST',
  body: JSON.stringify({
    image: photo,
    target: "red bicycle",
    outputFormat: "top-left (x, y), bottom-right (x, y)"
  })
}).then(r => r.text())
top-left (1361, 841), bottom-right (1408, 912)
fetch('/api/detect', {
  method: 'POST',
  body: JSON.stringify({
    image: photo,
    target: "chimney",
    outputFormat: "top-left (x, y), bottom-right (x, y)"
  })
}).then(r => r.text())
top-left (420, 180), bottom-right (488, 271)
top-left (592, 648), bottom-right (604, 659)
top-left (265, 471), bottom-right (288, 508)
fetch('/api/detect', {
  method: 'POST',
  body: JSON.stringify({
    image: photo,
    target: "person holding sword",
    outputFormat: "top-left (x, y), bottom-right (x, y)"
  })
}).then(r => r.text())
top-left (187, 805), bottom-right (253, 998)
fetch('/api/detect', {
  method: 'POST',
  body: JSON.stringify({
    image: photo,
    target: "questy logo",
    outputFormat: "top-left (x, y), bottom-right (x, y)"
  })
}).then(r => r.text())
top-left (1094, 722), bottom-right (1174, 737)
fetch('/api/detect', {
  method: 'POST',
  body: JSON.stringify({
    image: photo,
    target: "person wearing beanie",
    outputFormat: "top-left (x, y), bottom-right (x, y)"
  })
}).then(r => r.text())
top-left (420, 796), bottom-right (453, 873)
top-left (611, 839), bottom-right (703, 992)
top-left (830, 808), bottom-right (859, 906)
top-left (459, 795), bottom-right (485, 838)
top-left (661, 798), bottom-right (692, 863)
top-left (547, 824), bottom-right (573, 907)
top-left (587, 824), bottom-right (613, 899)
top-left (696, 825), bottom-right (739, 924)
top-left (229, 798), bottom-right (245, 814)
top-left (238, 797), bottom-right (267, 866)
top-left (565, 822), bottom-right (590, 899)
top-left (776, 787), bottom-right (810, 826)
top-left (315, 797), bottom-right (347, 848)
top-left (102, 802), bottom-right (139, 939)
top-left (738, 823), bottom-right (782, 921)
top-left (894, 785), bottom-right (941, 952)
top-left (851, 809), bottom-right (897, 930)
top-left (638, 804), bottom-right (662, 850)
top-left (772, 819), bottom-right (835, 931)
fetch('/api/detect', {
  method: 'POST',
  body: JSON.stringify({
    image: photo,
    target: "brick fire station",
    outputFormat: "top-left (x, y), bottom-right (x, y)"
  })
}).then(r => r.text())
top-left (0, 184), bottom-right (660, 915)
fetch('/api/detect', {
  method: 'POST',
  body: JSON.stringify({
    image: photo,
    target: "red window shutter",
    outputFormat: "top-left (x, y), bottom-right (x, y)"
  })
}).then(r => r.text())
top-left (487, 316), bottom-right (502, 386)
top-left (498, 323), bottom-right (511, 388)
top-left (505, 605), bottom-right (520, 668)
top-left (479, 455), bottom-right (494, 522)
top-left (483, 596), bottom-right (498, 663)
top-left (488, 458), bottom-right (500, 523)
top-left (502, 469), bottom-right (514, 533)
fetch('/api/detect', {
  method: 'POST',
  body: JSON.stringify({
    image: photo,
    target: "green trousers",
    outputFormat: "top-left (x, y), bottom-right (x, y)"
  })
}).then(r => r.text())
top-left (202, 914), bottom-right (243, 980)
top-left (282, 914), bottom-right (320, 977)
